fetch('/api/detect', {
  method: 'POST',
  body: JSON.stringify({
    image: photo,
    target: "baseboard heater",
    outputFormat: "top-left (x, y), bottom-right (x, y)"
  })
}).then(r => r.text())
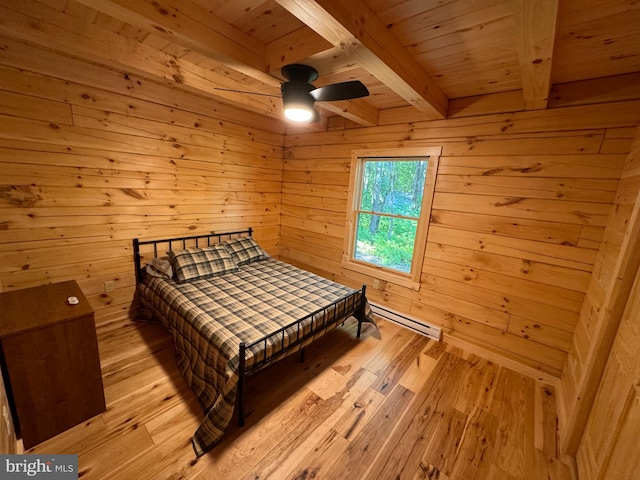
top-left (370, 302), bottom-right (442, 342)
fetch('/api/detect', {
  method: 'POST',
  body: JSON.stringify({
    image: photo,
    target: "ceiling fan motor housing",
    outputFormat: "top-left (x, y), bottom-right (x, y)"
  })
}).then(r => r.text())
top-left (281, 80), bottom-right (315, 105)
top-left (281, 64), bottom-right (319, 83)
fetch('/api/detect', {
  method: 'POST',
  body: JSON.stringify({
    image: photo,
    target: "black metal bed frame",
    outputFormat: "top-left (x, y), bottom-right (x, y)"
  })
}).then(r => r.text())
top-left (132, 227), bottom-right (368, 427)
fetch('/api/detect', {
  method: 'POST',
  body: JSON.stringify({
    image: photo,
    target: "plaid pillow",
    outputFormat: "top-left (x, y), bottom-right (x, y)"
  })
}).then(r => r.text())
top-left (223, 236), bottom-right (268, 266)
top-left (167, 244), bottom-right (238, 283)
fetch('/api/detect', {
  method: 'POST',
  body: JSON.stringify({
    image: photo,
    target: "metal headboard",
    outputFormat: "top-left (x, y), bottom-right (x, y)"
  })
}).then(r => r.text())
top-left (132, 227), bottom-right (253, 284)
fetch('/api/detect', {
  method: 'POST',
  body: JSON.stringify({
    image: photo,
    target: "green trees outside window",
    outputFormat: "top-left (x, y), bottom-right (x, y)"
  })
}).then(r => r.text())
top-left (353, 158), bottom-right (428, 273)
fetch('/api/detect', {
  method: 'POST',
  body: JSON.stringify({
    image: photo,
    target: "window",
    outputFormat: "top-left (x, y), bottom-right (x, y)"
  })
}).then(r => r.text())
top-left (343, 147), bottom-right (441, 289)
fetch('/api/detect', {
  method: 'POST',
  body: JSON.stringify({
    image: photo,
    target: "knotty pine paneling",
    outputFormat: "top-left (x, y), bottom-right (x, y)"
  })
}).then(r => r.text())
top-left (0, 36), bottom-right (284, 327)
top-left (576, 264), bottom-right (640, 480)
top-left (281, 100), bottom-right (640, 378)
top-left (557, 125), bottom-right (640, 457)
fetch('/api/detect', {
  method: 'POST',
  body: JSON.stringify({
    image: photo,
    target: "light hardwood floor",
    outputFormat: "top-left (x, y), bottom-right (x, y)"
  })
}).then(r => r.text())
top-left (29, 317), bottom-right (572, 480)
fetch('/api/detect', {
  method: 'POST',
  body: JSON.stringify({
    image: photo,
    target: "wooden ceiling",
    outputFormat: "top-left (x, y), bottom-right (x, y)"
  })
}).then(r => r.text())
top-left (1, 0), bottom-right (639, 128)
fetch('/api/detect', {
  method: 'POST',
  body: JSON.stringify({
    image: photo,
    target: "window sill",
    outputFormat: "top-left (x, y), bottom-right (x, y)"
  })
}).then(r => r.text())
top-left (341, 258), bottom-right (421, 291)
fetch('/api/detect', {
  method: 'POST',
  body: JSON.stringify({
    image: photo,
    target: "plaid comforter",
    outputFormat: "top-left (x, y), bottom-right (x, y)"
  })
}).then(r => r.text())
top-left (137, 258), bottom-right (372, 456)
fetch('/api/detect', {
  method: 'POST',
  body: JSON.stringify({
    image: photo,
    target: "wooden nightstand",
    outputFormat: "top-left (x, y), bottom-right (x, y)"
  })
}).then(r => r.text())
top-left (0, 280), bottom-right (106, 449)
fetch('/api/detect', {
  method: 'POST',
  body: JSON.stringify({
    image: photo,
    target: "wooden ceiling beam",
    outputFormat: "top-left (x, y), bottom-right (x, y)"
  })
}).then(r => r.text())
top-left (73, 0), bottom-right (376, 127)
top-left (267, 41), bottom-right (363, 80)
top-left (275, 0), bottom-right (449, 119)
top-left (514, 0), bottom-right (560, 110)
top-left (304, 45), bottom-right (365, 77)
top-left (549, 72), bottom-right (640, 108)
top-left (317, 98), bottom-right (379, 127)
top-left (0, 1), bottom-right (284, 120)
top-left (73, 0), bottom-right (280, 88)
top-left (265, 27), bottom-right (333, 75)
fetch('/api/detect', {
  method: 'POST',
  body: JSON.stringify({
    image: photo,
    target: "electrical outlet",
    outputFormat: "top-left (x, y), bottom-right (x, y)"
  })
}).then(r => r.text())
top-left (373, 279), bottom-right (380, 289)
top-left (103, 281), bottom-right (115, 293)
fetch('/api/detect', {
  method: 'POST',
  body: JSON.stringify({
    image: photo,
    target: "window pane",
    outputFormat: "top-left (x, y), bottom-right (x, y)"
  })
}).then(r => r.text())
top-left (359, 159), bottom-right (428, 218)
top-left (354, 213), bottom-right (417, 273)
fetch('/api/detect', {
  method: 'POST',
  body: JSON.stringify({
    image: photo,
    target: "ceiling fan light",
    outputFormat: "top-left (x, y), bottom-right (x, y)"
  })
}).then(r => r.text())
top-left (281, 79), bottom-right (316, 122)
top-left (284, 106), bottom-right (314, 122)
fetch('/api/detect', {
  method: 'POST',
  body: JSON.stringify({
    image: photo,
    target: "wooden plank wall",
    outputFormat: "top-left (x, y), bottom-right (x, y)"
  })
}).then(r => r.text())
top-left (0, 35), bottom-right (284, 329)
top-left (281, 101), bottom-right (640, 378)
top-left (576, 263), bottom-right (640, 480)
top-left (0, 368), bottom-right (17, 454)
top-left (558, 125), bottom-right (640, 456)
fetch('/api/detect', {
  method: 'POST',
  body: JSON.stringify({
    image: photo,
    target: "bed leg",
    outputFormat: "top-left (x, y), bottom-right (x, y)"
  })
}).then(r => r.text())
top-left (357, 284), bottom-right (367, 338)
top-left (238, 342), bottom-right (246, 427)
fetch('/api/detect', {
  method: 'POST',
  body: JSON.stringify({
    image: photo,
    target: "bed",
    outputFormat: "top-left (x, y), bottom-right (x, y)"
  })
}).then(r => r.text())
top-left (133, 228), bottom-right (374, 456)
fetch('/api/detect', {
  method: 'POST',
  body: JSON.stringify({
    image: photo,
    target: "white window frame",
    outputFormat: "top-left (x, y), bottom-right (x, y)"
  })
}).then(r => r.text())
top-left (342, 146), bottom-right (441, 290)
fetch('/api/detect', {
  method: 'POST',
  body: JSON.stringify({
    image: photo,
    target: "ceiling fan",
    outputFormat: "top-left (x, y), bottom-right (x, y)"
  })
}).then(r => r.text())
top-left (279, 64), bottom-right (369, 122)
top-left (212, 63), bottom-right (370, 123)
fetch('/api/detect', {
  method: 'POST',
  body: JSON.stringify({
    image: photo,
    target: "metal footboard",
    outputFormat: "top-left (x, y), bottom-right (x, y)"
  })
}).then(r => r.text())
top-left (236, 284), bottom-right (367, 426)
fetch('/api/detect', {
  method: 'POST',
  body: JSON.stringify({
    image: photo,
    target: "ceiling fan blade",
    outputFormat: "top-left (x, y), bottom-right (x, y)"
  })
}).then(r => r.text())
top-left (310, 81), bottom-right (369, 102)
